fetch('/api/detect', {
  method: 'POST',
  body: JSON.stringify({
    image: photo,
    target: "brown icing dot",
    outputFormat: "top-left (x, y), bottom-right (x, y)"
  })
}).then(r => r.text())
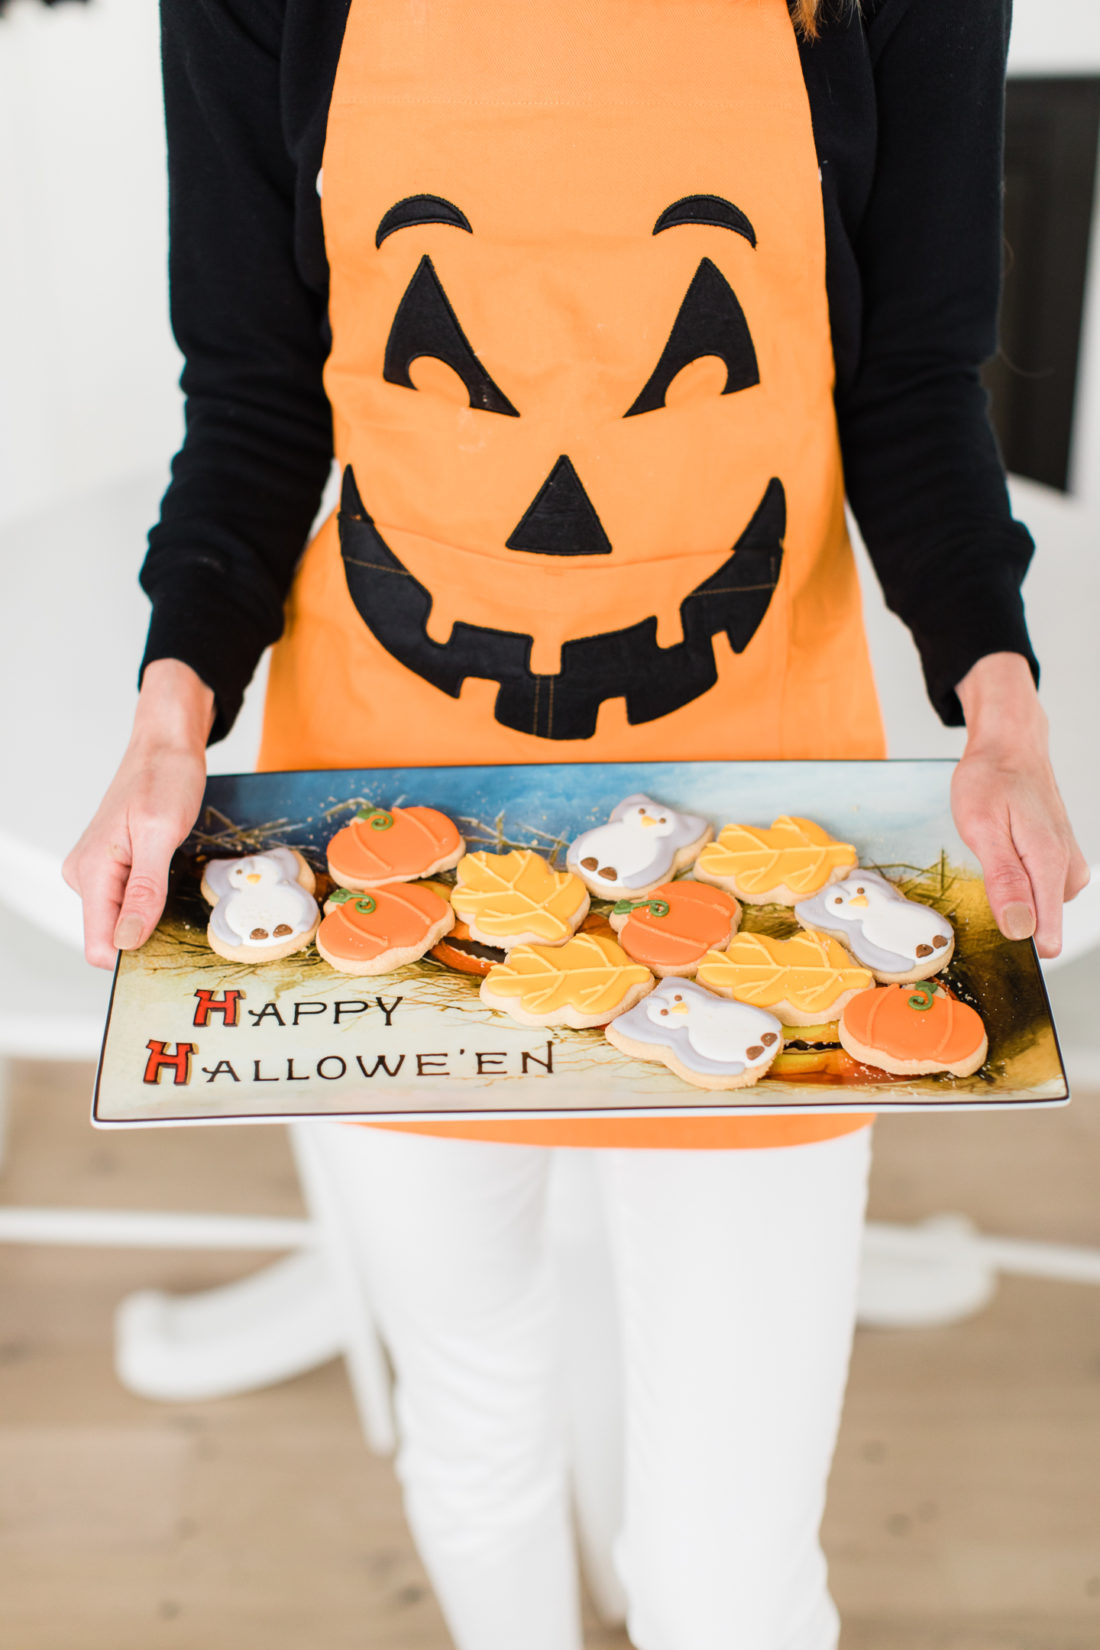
top-left (599, 865), bottom-right (618, 881)
top-left (746, 1045), bottom-right (765, 1060)
top-left (250, 927), bottom-right (270, 941)
top-left (273, 924), bottom-right (293, 937)
top-left (761, 1032), bottom-right (778, 1047)
top-left (933, 934), bottom-right (949, 948)
top-left (581, 856), bottom-right (598, 870)
top-left (916, 944), bottom-right (933, 957)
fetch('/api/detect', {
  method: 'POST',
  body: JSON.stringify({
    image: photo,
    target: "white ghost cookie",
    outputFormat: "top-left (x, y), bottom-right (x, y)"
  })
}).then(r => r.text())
top-left (201, 849), bottom-right (320, 963)
top-left (794, 871), bottom-right (954, 984)
top-left (605, 977), bottom-right (783, 1090)
top-left (567, 795), bottom-right (712, 900)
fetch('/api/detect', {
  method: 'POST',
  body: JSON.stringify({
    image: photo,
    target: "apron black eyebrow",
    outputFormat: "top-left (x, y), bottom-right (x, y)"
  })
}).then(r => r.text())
top-left (376, 194), bottom-right (473, 248)
top-left (652, 194), bottom-right (756, 248)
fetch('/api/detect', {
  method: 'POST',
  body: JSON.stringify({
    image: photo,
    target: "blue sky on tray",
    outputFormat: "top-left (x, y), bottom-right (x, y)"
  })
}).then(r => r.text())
top-left (194, 760), bottom-right (970, 878)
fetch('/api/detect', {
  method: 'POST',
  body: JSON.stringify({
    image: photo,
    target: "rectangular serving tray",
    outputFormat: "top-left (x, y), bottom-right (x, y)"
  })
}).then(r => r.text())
top-left (92, 760), bottom-right (1069, 1128)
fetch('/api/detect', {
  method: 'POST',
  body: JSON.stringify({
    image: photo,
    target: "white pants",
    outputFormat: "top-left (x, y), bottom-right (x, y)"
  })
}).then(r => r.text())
top-left (311, 1122), bottom-right (873, 1650)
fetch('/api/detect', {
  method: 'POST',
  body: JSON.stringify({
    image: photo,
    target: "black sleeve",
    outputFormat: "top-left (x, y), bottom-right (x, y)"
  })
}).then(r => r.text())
top-left (139, 0), bottom-right (334, 743)
top-left (837, 0), bottom-right (1039, 726)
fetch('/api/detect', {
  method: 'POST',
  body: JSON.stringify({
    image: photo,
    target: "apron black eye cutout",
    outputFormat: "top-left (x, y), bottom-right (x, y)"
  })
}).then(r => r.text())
top-left (376, 194), bottom-right (473, 248)
top-left (624, 257), bottom-right (760, 418)
top-left (652, 194), bottom-right (757, 247)
top-left (383, 254), bottom-right (520, 416)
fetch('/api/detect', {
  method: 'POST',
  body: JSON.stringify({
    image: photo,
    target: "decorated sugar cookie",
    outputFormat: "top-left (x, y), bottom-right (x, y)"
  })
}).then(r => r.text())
top-left (201, 850), bottom-right (319, 963)
top-left (794, 871), bottom-right (955, 983)
top-left (776, 1020), bottom-right (842, 1048)
top-left (430, 917), bottom-right (505, 977)
top-left (605, 978), bottom-right (783, 1090)
top-left (451, 849), bottom-right (589, 948)
top-left (609, 882), bottom-right (741, 977)
top-left (480, 931), bottom-right (653, 1028)
top-left (431, 909), bottom-right (616, 979)
top-left (327, 804), bottom-right (464, 889)
top-left (693, 816), bottom-right (857, 904)
top-left (316, 882), bottom-right (454, 976)
top-left (566, 796), bottom-right (712, 900)
top-left (839, 981), bottom-right (988, 1078)
top-left (696, 928), bottom-right (874, 1025)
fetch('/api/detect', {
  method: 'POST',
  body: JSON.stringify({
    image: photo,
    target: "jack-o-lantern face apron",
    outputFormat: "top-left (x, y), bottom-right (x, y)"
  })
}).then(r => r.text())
top-left (259, 0), bottom-right (880, 1148)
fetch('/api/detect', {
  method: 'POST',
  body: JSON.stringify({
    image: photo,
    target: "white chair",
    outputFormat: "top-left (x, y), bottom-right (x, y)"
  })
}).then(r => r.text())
top-left (857, 875), bottom-right (1100, 1326)
top-left (0, 469), bottom-right (394, 1456)
top-left (0, 828), bottom-right (398, 1452)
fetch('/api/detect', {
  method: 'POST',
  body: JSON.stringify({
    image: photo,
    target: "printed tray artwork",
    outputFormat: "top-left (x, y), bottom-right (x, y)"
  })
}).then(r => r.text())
top-left (92, 760), bottom-right (1068, 1127)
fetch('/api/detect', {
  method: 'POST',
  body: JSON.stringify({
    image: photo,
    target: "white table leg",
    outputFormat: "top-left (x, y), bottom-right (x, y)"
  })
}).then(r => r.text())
top-left (115, 1249), bottom-right (345, 1403)
top-left (857, 1215), bottom-right (999, 1328)
top-left (106, 1132), bottom-right (399, 1457)
top-left (858, 1214), bottom-right (1100, 1327)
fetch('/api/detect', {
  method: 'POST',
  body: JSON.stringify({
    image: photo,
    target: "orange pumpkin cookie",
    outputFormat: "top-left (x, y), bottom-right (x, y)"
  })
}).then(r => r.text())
top-left (480, 931), bottom-right (653, 1028)
top-left (327, 805), bottom-right (464, 889)
top-left (609, 883), bottom-right (741, 977)
top-left (694, 816), bottom-right (857, 904)
top-left (451, 849), bottom-right (589, 948)
top-left (696, 928), bottom-right (873, 1026)
top-left (316, 883), bottom-right (454, 976)
top-left (838, 982), bottom-right (988, 1078)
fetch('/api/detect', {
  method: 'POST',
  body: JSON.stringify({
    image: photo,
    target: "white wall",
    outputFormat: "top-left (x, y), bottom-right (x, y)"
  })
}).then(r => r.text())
top-left (0, 0), bottom-right (183, 533)
top-left (0, 0), bottom-right (1096, 864)
top-left (1009, 0), bottom-right (1100, 74)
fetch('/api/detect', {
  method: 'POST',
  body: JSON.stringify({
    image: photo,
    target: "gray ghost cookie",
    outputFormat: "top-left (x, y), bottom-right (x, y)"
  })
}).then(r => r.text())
top-left (567, 795), bottom-right (712, 899)
top-left (605, 977), bottom-right (782, 1089)
top-left (794, 871), bottom-right (954, 981)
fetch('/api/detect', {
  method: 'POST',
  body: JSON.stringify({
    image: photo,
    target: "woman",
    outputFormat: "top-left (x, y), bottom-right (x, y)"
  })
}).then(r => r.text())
top-left (66, 0), bottom-right (1087, 1646)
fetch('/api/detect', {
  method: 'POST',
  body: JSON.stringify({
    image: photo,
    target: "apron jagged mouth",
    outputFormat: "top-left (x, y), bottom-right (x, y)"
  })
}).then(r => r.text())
top-left (338, 464), bottom-right (785, 741)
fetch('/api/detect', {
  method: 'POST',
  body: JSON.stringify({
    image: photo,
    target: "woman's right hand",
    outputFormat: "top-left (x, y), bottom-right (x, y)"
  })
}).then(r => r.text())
top-left (63, 659), bottom-right (215, 969)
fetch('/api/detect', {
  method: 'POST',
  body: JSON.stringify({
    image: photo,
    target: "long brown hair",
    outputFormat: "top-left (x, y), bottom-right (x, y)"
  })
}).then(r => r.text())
top-left (789, 0), bottom-right (857, 40)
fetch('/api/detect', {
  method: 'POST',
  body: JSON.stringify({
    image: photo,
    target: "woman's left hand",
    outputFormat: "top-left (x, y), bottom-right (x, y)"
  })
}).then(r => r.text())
top-left (951, 653), bottom-right (1090, 958)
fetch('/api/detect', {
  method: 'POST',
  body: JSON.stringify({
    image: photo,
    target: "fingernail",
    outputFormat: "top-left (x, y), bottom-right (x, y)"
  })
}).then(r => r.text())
top-left (1001, 901), bottom-right (1035, 942)
top-left (114, 915), bottom-right (144, 951)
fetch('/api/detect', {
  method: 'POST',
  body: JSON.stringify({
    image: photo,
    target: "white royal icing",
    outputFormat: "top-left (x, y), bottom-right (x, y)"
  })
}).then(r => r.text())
top-left (795, 871), bottom-right (952, 973)
top-left (614, 977), bottom-right (782, 1076)
top-left (205, 850), bottom-right (318, 949)
top-left (567, 795), bottom-right (709, 895)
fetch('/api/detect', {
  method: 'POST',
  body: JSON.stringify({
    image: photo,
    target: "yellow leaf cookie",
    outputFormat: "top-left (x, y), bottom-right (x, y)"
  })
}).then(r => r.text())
top-left (480, 932), bottom-right (654, 1027)
top-left (451, 849), bottom-right (590, 947)
top-left (693, 816), bottom-right (857, 904)
top-left (697, 928), bottom-right (873, 1026)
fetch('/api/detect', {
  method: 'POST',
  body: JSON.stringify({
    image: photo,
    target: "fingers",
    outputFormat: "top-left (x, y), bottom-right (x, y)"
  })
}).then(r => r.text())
top-left (1015, 831), bottom-right (1070, 959)
top-left (72, 840), bottom-right (132, 969)
top-left (1065, 843), bottom-right (1092, 904)
top-left (952, 750), bottom-right (1086, 960)
top-left (967, 822), bottom-right (1037, 944)
top-left (64, 812), bottom-right (179, 969)
top-left (113, 823), bottom-right (177, 953)
top-left (64, 709), bottom-right (208, 971)
top-left (952, 780), bottom-right (1034, 939)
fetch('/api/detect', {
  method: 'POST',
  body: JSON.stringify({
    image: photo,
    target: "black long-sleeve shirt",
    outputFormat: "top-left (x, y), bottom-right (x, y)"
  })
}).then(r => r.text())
top-left (140, 0), bottom-right (1039, 743)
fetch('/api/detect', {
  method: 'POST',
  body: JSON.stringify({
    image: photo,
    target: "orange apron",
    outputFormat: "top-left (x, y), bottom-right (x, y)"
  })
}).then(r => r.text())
top-left (259, 0), bottom-right (882, 1148)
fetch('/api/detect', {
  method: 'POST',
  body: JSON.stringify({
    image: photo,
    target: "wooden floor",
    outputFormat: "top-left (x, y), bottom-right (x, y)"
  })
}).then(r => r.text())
top-left (2, 1062), bottom-right (1099, 1650)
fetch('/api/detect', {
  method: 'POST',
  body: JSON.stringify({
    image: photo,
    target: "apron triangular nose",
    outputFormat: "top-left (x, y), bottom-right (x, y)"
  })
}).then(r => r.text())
top-left (505, 455), bottom-right (613, 556)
